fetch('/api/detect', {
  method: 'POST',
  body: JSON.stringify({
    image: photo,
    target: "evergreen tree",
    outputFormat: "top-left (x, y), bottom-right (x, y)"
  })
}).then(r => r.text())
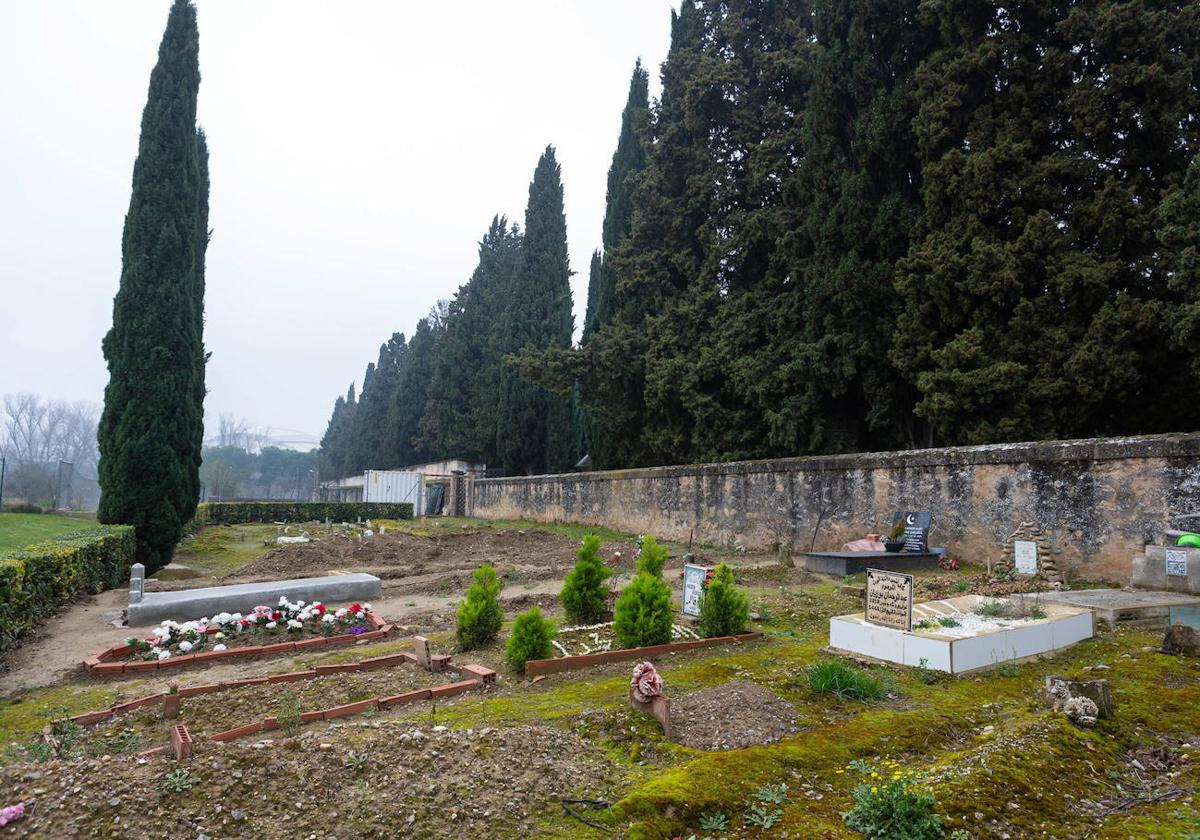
top-left (495, 147), bottom-right (575, 474)
top-left (894, 0), bottom-right (1200, 444)
top-left (422, 217), bottom-right (522, 463)
top-left (387, 315), bottom-right (437, 467)
top-left (98, 0), bottom-right (208, 571)
top-left (1159, 153), bottom-right (1200, 389)
top-left (354, 333), bottom-right (405, 469)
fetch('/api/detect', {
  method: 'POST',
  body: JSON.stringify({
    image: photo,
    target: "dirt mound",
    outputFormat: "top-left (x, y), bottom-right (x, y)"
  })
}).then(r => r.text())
top-left (230, 528), bottom-right (637, 594)
top-left (671, 680), bottom-right (798, 750)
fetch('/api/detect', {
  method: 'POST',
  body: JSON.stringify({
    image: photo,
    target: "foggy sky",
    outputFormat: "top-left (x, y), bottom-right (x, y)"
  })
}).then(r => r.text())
top-left (0, 1), bottom-right (673, 449)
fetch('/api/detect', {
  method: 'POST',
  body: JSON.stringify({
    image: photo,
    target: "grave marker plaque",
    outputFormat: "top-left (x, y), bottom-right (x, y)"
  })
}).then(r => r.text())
top-left (865, 569), bottom-right (914, 632)
top-left (891, 511), bottom-right (932, 553)
top-left (1013, 539), bottom-right (1039, 575)
top-left (1166, 549), bottom-right (1189, 578)
top-left (682, 564), bottom-right (707, 617)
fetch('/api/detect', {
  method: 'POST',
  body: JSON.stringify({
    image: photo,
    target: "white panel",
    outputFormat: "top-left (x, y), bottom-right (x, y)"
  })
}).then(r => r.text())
top-left (1050, 612), bottom-right (1094, 649)
top-left (950, 632), bottom-right (1013, 674)
top-left (830, 618), bottom-right (904, 664)
top-left (901, 634), bottom-right (952, 672)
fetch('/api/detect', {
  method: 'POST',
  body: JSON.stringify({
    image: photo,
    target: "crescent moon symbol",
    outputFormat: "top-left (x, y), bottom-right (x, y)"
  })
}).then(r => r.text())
top-left (906, 513), bottom-right (916, 526)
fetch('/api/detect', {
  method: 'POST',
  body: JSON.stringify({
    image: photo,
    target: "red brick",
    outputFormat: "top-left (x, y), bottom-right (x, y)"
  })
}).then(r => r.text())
top-left (210, 722), bottom-right (263, 742)
top-left (112, 694), bottom-right (164, 715)
top-left (223, 676), bottom-right (270, 689)
top-left (429, 680), bottom-right (478, 699)
top-left (378, 689), bottom-right (431, 708)
top-left (360, 653), bottom-right (410, 671)
top-left (161, 654), bottom-right (195, 668)
top-left (179, 683), bottom-right (220, 698)
top-left (70, 710), bottom-right (112, 726)
top-left (293, 637), bottom-right (328, 651)
top-left (356, 629), bottom-right (387, 642)
top-left (368, 612), bottom-right (387, 629)
top-left (261, 716), bottom-right (279, 731)
top-left (299, 710), bottom-right (324, 723)
top-left (83, 654), bottom-right (103, 669)
top-left (124, 659), bottom-right (159, 674)
top-left (322, 699), bottom-right (377, 720)
top-left (105, 644), bottom-right (136, 660)
top-left (90, 662), bottom-right (126, 676)
top-left (455, 664), bottom-right (497, 685)
top-left (189, 650), bottom-right (225, 664)
top-left (315, 663), bottom-right (360, 677)
top-left (267, 671), bottom-right (312, 684)
top-left (325, 634), bottom-right (359, 647)
top-left (170, 724), bottom-right (193, 760)
top-left (258, 641), bottom-right (296, 655)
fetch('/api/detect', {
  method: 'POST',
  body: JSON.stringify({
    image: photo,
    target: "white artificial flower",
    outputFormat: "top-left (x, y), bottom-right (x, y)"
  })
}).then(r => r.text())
top-left (321, 614), bottom-right (336, 624)
top-left (178, 641), bottom-right (193, 652)
top-left (266, 621), bottom-right (277, 629)
top-left (334, 609), bottom-right (348, 619)
top-left (279, 596), bottom-right (288, 606)
top-left (157, 650), bottom-right (171, 660)
top-left (215, 632), bottom-right (225, 640)
top-left (213, 644), bottom-right (227, 652)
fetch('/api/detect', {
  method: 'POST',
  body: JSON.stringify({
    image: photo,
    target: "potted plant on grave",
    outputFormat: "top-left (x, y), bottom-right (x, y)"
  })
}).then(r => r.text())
top-left (884, 519), bottom-right (906, 553)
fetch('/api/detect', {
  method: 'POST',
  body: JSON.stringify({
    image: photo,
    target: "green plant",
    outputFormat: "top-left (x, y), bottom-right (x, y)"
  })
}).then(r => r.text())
top-left (975, 599), bottom-right (1007, 618)
top-left (887, 518), bottom-right (907, 542)
top-left (698, 562), bottom-right (750, 638)
top-left (195, 501), bottom-right (413, 526)
top-left (745, 804), bottom-right (782, 829)
top-left (505, 606), bottom-right (556, 672)
top-left (698, 811), bottom-right (729, 830)
top-left (87, 729), bottom-right (142, 757)
top-left (613, 571), bottom-right (673, 648)
top-left (343, 751), bottom-right (369, 773)
top-left (936, 616), bottom-right (960, 627)
top-left (1028, 605), bottom-right (1047, 620)
top-left (161, 769), bottom-right (200, 793)
top-left (456, 565), bottom-right (504, 650)
top-left (560, 535), bottom-right (614, 624)
top-left (1, 525), bottom-right (135, 651)
top-left (755, 783), bottom-right (789, 805)
top-left (952, 579), bottom-right (971, 593)
top-left (635, 534), bottom-right (669, 577)
top-left (914, 658), bottom-right (940, 685)
top-left (276, 690), bottom-right (302, 732)
top-left (843, 761), bottom-right (944, 839)
top-left (807, 660), bottom-right (887, 701)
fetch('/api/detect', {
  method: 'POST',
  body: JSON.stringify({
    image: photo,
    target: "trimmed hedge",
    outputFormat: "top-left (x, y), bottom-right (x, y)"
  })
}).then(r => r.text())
top-left (196, 501), bottom-right (414, 525)
top-left (0, 526), bottom-right (136, 651)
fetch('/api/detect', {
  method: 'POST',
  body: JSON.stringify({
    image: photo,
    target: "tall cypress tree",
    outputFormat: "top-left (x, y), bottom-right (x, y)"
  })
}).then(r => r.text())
top-left (495, 147), bottom-right (575, 474)
top-left (98, 0), bottom-right (208, 571)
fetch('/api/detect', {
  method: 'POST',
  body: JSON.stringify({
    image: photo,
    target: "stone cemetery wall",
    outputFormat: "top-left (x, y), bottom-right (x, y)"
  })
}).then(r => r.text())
top-left (472, 433), bottom-right (1200, 582)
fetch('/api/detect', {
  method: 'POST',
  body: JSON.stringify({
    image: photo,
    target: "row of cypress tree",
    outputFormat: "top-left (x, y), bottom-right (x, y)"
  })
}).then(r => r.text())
top-left (320, 0), bottom-right (1200, 479)
top-left (317, 147), bottom-right (576, 478)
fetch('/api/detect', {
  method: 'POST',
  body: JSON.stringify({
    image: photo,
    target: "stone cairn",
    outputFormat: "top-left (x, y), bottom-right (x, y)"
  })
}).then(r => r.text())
top-left (992, 521), bottom-right (1064, 585)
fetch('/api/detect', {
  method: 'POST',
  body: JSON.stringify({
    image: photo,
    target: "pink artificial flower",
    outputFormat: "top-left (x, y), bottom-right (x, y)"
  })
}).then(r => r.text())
top-left (631, 661), bottom-right (664, 703)
top-left (0, 803), bottom-right (25, 826)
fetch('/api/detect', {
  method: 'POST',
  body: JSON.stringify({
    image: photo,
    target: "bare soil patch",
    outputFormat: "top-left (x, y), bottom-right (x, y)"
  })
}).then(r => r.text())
top-left (670, 679), bottom-right (799, 751)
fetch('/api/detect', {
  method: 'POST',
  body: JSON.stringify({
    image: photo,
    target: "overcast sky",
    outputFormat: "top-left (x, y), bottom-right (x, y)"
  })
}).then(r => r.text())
top-left (0, 1), bottom-right (673, 449)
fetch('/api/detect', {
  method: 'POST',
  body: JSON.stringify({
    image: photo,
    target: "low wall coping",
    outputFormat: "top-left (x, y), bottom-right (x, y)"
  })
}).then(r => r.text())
top-left (476, 432), bottom-right (1200, 487)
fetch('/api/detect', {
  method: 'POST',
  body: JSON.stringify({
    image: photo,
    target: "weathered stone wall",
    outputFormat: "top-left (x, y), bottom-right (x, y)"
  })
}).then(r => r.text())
top-left (472, 434), bottom-right (1200, 582)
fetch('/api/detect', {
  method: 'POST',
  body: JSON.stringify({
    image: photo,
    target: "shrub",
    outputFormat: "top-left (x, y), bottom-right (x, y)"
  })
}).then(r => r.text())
top-left (195, 501), bottom-right (413, 525)
top-left (613, 571), bottom-right (674, 648)
top-left (635, 534), bottom-right (668, 577)
top-left (698, 562), bottom-right (750, 638)
top-left (560, 535), bottom-right (613, 624)
top-left (505, 606), bottom-right (556, 672)
top-left (843, 761), bottom-right (944, 839)
top-left (806, 660), bottom-right (887, 701)
top-left (456, 565), bottom-right (504, 650)
top-left (0, 526), bottom-right (135, 651)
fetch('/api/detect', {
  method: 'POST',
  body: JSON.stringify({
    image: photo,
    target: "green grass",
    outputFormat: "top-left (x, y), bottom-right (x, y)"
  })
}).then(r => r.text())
top-left (377, 515), bottom-right (639, 544)
top-left (0, 512), bottom-right (97, 555)
top-left (170, 523), bottom-right (281, 577)
top-left (806, 660), bottom-right (889, 701)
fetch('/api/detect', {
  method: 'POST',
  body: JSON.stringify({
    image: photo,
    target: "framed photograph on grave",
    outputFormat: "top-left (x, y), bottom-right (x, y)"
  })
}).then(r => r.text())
top-left (1166, 549), bottom-right (1189, 578)
top-left (865, 568), bottom-right (914, 632)
top-left (1013, 539), bottom-right (1039, 575)
top-left (682, 564), bottom-right (707, 617)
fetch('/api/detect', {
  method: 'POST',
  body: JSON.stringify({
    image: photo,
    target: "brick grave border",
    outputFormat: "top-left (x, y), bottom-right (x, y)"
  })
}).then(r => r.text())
top-left (524, 631), bottom-right (764, 677)
top-left (83, 611), bottom-right (393, 676)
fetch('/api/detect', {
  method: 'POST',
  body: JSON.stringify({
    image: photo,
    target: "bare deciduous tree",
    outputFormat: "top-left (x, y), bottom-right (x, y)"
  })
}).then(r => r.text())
top-left (1, 393), bottom-right (100, 508)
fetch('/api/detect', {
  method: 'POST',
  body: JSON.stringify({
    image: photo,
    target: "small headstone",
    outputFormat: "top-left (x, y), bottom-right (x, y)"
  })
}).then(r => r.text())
top-left (413, 635), bottom-right (431, 670)
top-left (1166, 549), bottom-right (1189, 578)
top-left (128, 577), bottom-right (144, 604)
top-left (1013, 539), bottom-right (1039, 575)
top-left (891, 511), bottom-right (932, 553)
top-left (131, 563), bottom-right (145, 581)
top-left (864, 568), bottom-right (913, 631)
top-left (1044, 675), bottom-right (1115, 719)
top-left (681, 564), bottom-right (707, 617)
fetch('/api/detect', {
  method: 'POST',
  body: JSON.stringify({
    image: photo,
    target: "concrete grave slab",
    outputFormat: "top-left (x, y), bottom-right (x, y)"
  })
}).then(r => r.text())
top-left (1036, 588), bottom-right (1200, 629)
top-left (1132, 546), bottom-right (1200, 595)
top-left (126, 573), bottom-right (382, 626)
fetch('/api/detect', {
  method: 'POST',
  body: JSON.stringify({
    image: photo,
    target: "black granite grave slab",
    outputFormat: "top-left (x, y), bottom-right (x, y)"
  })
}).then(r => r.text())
top-left (802, 549), bottom-right (944, 576)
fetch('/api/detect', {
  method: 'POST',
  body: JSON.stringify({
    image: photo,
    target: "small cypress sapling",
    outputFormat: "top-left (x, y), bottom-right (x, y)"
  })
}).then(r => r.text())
top-left (635, 534), bottom-right (668, 577)
top-left (456, 565), bottom-right (503, 650)
top-left (505, 606), bottom-right (556, 672)
top-left (613, 571), bottom-right (674, 648)
top-left (560, 534), bottom-right (614, 624)
top-left (698, 562), bottom-right (750, 638)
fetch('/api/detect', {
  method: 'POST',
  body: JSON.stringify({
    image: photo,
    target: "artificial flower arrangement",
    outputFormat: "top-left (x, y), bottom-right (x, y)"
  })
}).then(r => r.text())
top-left (124, 598), bottom-right (373, 661)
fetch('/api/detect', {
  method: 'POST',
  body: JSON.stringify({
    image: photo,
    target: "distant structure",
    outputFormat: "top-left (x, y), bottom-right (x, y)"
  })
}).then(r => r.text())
top-left (318, 459), bottom-right (486, 517)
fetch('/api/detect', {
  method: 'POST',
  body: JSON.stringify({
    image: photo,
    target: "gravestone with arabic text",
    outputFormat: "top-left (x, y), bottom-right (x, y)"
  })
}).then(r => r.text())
top-left (865, 569), bottom-right (914, 632)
